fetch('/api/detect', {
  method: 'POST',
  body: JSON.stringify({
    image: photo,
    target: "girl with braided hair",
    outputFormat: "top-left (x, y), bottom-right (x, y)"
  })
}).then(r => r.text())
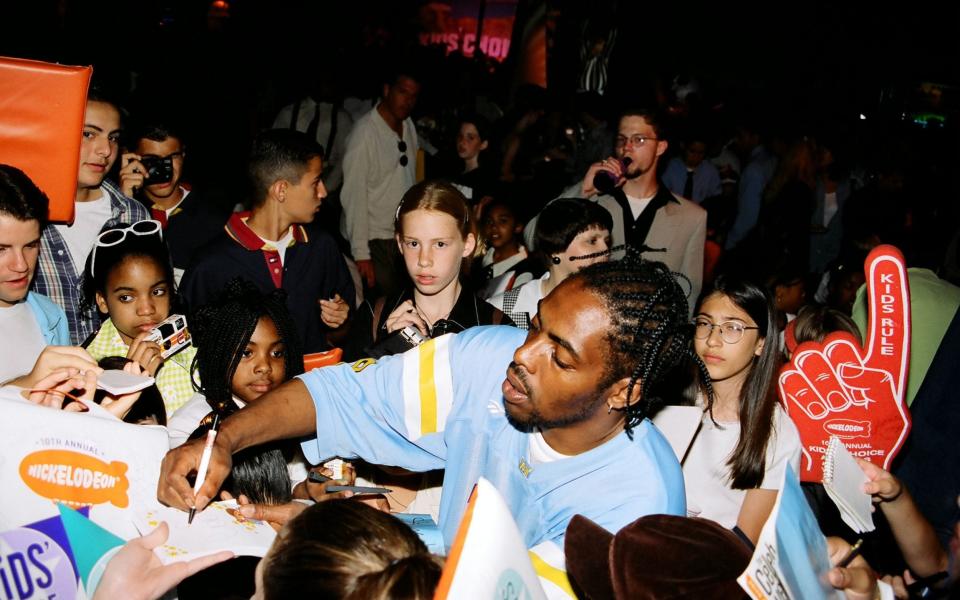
top-left (166, 277), bottom-right (303, 446)
top-left (167, 278), bottom-right (356, 512)
top-left (683, 274), bottom-right (801, 544)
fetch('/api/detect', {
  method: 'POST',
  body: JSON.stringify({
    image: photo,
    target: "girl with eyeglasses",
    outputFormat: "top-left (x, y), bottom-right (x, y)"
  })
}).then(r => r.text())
top-left (81, 220), bottom-right (198, 417)
top-left (682, 274), bottom-right (801, 544)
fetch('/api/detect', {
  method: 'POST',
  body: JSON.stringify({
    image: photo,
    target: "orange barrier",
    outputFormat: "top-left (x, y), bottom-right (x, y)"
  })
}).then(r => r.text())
top-left (303, 347), bottom-right (343, 371)
top-left (0, 56), bottom-right (92, 223)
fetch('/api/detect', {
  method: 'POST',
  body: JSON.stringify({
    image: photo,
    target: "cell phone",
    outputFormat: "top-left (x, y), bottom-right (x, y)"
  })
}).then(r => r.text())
top-left (400, 325), bottom-right (427, 347)
top-left (325, 485), bottom-right (392, 495)
top-left (308, 471), bottom-right (331, 484)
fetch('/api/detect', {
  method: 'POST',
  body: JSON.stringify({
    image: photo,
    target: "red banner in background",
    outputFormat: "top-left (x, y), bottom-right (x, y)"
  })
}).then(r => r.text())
top-left (418, 1), bottom-right (518, 62)
top-left (780, 245), bottom-right (912, 482)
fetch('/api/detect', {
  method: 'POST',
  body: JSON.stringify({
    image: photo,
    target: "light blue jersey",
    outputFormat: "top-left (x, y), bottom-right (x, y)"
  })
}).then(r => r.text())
top-left (299, 325), bottom-right (685, 550)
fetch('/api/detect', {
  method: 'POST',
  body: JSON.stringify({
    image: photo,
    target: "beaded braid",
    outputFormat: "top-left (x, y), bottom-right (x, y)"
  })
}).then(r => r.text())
top-left (189, 278), bottom-right (305, 415)
top-left (573, 249), bottom-right (713, 436)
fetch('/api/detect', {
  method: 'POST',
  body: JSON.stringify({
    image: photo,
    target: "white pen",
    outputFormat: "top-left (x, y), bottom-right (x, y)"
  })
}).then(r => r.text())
top-left (188, 413), bottom-right (221, 524)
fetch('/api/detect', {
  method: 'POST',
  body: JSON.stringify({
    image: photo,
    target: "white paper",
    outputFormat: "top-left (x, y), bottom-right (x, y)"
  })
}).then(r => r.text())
top-left (133, 500), bottom-right (277, 564)
top-left (823, 437), bottom-right (875, 533)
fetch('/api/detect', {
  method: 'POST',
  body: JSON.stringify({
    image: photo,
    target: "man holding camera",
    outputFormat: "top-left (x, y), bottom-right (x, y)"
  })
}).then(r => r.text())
top-left (119, 122), bottom-right (230, 280)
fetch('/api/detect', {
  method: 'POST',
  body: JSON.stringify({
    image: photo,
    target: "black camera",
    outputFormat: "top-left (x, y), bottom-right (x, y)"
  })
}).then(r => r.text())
top-left (140, 156), bottom-right (174, 185)
top-left (365, 319), bottom-right (465, 359)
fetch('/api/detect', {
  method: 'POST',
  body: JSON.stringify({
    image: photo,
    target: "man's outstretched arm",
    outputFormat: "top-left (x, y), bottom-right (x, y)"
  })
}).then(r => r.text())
top-left (157, 379), bottom-right (316, 512)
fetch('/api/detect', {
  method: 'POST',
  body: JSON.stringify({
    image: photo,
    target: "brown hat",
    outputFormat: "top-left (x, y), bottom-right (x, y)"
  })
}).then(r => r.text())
top-left (564, 514), bottom-right (752, 599)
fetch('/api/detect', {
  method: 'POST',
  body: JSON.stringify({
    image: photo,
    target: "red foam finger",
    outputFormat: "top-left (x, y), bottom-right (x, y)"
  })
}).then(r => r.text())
top-left (779, 367), bottom-right (829, 421)
top-left (862, 245), bottom-right (911, 398)
top-left (792, 348), bottom-right (853, 413)
top-left (823, 333), bottom-right (866, 367)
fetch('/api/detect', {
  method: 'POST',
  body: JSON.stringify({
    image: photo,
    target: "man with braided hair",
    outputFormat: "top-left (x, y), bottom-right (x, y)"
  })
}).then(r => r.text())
top-left (159, 254), bottom-right (699, 555)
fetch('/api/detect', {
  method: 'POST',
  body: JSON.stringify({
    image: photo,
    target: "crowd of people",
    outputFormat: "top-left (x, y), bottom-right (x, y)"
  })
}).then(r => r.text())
top-left (1, 47), bottom-right (958, 600)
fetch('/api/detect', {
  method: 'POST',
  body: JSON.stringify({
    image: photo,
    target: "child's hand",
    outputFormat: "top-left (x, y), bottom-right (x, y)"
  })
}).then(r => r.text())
top-left (93, 521), bottom-right (233, 600)
top-left (99, 361), bottom-right (146, 420)
top-left (226, 493), bottom-right (305, 531)
top-left (385, 300), bottom-right (429, 337)
top-left (293, 463), bottom-right (357, 503)
top-left (6, 345), bottom-right (100, 390)
top-left (856, 457), bottom-right (904, 504)
top-left (127, 331), bottom-right (165, 376)
top-left (24, 368), bottom-right (97, 411)
top-left (319, 294), bottom-right (349, 328)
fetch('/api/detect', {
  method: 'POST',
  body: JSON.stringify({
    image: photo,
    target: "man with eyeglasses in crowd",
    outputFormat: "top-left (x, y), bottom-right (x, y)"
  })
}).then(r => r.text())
top-left (558, 108), bottom-right (707, 309)
top-left (119, 121), bottom-right (231, 283)
top-left (339, 67), bottom-right (420, 298)
top-left (32, 88), bottom-right (151, 344)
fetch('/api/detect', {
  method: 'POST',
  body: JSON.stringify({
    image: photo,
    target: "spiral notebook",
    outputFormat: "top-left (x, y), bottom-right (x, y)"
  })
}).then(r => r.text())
top-left (822, 436), bottom-right (875, 533)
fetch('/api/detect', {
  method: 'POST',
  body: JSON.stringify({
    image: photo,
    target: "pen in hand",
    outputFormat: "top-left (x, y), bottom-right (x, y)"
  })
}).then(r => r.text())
top-left (188, 413), bottom-right (221, 525)
top-left (836, 538), bottom-right (864, 568)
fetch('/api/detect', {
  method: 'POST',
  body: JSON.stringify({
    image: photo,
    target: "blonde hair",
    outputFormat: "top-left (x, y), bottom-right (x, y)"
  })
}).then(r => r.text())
top-left (394, 180), bottom-right (480, 260)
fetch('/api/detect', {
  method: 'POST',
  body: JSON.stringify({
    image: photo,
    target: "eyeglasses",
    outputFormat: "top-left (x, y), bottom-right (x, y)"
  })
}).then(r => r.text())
top-left (398, 140), bottom-right (408, 167)
top-left (614, 135), bottom-right (659, 149)
top-left (90, 220), bottom-right (163, 277)
top-left (693, 318), bottom-right (759, 344)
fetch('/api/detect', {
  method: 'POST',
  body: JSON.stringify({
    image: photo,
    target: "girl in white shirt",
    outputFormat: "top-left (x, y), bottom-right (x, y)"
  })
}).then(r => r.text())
top-left (684, 275), bottom-right (801, 544)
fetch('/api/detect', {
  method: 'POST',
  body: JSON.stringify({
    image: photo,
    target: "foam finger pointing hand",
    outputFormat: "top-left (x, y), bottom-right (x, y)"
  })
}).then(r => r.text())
top-left (861, 245), bottom-right (910, 398)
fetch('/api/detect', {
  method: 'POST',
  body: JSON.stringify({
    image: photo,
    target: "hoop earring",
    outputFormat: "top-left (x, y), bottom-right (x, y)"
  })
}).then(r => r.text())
top-left (551, 256), bottom-right (562, 265)
top-left (607, 402), bottom-right (614, 414)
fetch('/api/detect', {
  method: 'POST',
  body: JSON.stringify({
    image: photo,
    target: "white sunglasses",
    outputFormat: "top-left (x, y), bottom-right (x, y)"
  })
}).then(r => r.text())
top-left (90, 219), bottom-right (163, 277)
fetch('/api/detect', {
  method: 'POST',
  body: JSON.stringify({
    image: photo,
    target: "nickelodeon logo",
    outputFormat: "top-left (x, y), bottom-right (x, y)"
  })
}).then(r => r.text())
top-left (822, 419), bottom-right (872, 439)
top-left (18, 450), bottom-right (129, 508)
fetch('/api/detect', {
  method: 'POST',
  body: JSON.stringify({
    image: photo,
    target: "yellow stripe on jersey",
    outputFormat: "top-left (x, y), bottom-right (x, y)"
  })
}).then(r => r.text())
top-left (402, 334), bottom-right (454, 439)
top-left (529, 550), bottom-right (576, 598)
top-left (419, 339), bottom-right (438, 435)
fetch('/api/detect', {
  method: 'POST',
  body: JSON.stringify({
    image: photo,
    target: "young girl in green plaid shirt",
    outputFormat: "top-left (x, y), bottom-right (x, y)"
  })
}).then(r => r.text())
top-left (81, 220), bottom-right (197, 417)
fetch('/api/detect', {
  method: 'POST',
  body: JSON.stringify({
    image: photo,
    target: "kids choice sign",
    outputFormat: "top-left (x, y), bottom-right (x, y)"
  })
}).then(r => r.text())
top-left (417, 0), bottom-right (517, 62)
top-left (780, 245), bottom-right (911, 482)
top-left (0, 397), bottom-right (167, 599)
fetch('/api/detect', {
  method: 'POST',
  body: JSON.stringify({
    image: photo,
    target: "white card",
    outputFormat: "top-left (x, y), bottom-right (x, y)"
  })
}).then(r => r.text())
top-left (133, 500), bottom-right (277, 564)
top-left (97, 369), bottom-right (155, 396)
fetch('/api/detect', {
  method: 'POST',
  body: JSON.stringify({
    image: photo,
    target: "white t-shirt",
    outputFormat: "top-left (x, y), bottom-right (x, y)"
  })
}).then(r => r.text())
top-left (625, 193), bottom-right (655, 220)
top-left (528, 430), bottom-right (571, 465)
top-left (55, 193), bottom-right (112, 275)
top-left (0, 303), bottom-right (47, 382)
top-left (682, 403), bottom-right (801, 530)
top-left (167, 393), bottom-right (249, 449)
top-left (254, 227), bottom-right (295, 265)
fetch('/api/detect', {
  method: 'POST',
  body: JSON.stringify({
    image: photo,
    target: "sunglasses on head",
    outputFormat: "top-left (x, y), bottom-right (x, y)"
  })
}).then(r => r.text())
top-left (90, 219), bottom-right (163, 277)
